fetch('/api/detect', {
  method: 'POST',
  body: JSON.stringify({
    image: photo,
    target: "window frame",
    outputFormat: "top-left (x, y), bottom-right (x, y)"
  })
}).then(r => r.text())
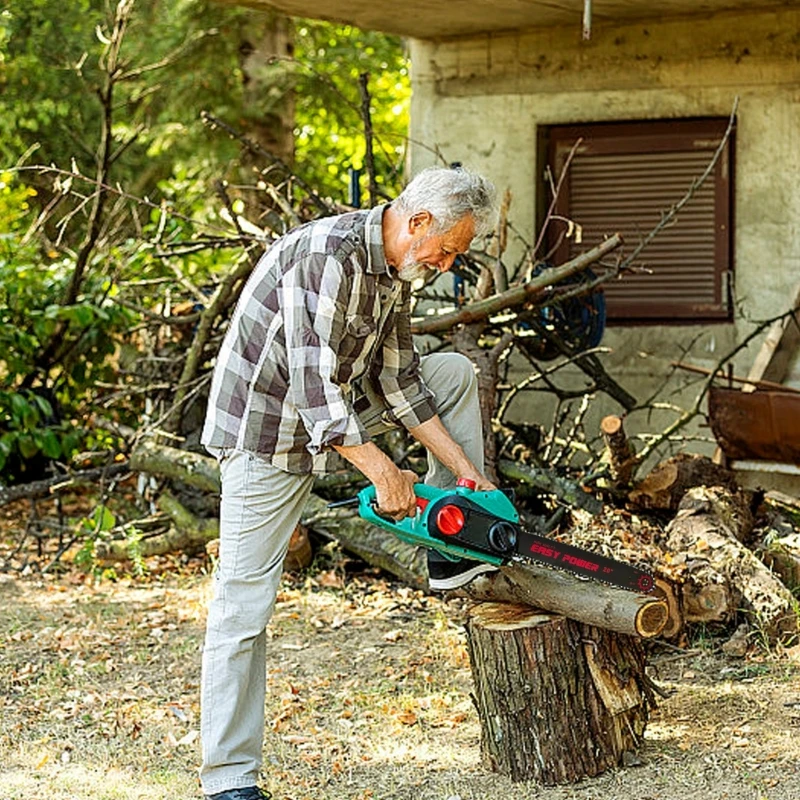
top-left (542, 117), bottom-right (735, 324)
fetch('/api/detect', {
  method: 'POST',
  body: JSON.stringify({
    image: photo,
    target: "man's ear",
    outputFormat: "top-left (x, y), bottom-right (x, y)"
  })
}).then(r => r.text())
top-left (408, 210), bottom-right (432, 234)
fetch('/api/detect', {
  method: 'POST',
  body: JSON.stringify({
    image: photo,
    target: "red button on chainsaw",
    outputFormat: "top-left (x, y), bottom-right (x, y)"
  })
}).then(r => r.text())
top-left (436, 504), bottom-right (465, 536)
top-left (456, 478), bottom-right (476, 490)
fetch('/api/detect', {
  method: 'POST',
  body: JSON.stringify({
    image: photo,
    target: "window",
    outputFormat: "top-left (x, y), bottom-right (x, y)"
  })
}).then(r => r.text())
top-left (543, 118), bottom-right (734, 323)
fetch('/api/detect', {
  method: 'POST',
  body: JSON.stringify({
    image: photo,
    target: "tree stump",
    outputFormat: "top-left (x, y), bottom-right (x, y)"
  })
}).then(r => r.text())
top-left (465, 602), bottom-right (652, 784)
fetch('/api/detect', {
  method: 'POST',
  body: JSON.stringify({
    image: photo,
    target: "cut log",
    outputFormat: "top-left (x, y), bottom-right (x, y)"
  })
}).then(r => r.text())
top-left (600, 415), bottom-right (636, 489)
top-left (465, 603), bottom-right (652, 784)
top-left (454, 562), bottom-right (669, 638)
top-left (654, 578), bottom-right (683, 640)
top-left (665, 486), bottom-right (798, 639)
top-left (629, 453), bottom-right (739, 512)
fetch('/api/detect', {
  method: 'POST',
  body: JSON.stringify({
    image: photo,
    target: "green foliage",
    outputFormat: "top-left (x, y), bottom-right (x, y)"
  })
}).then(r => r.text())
top-left (0, 0), bottom-right (411, 489)
top-left (292, 21), bottom-right (410, 199)
top-left (0, 0), bottom-right (241, 205)
top-left (0, 172), bottom-right (135, 483)
top-left (73, 503), bottom-right (117, 573)
top-left (1, 0), bottom-right (410, 207)
top-left (0, 0), bottom-right (105, 171)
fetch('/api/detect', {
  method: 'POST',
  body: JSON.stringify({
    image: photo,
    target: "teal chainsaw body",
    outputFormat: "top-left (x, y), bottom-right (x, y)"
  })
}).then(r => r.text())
top-left (352, 481), bottom-right (655, 595)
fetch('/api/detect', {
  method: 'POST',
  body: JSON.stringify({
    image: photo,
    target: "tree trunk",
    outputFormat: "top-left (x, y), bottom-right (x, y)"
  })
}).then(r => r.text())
top-left (237, 10), bottom-right (295, 166)
top-left (465, 603), bottom-right (652, 784)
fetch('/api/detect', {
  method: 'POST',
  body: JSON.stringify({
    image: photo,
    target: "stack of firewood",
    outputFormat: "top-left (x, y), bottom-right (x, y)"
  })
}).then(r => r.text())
top-left (557, 450), bottom-right (800, 648)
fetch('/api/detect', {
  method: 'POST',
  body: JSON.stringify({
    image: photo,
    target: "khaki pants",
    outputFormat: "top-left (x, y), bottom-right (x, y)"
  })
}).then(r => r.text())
top-left (199, 353), bottom-right (483, 793)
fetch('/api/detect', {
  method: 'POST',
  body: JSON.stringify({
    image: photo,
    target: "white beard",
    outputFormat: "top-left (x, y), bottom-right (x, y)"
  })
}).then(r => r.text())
top-left (397, 261), bottom-right (435, 283)
top-left (396, 237), bottom-right (436, 283)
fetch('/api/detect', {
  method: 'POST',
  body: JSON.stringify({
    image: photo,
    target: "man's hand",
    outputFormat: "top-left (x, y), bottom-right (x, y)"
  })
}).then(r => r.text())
top-left (374, 468), bottom-right (419, 521)
top-left (462, 472), bottom-right (496, 492)
top-left (332, 442), bottom-right (420, 520)
top-left (408, 416), bottom-right (495, 492)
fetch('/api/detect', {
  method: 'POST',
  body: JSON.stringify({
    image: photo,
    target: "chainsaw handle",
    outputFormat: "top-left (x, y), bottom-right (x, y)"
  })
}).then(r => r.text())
top-left (356, 483), bottom-right (444, 533)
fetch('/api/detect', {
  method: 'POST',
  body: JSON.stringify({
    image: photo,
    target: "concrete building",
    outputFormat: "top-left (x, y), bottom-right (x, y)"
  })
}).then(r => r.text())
top-left (239, 1), bottom-right (800, 483)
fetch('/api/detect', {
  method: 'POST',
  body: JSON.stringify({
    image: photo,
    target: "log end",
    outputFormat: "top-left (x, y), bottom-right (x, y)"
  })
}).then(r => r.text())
top-left (634, 596), bottom-right (670, 639)
top-left (600, 415), bottom-right (624, 436)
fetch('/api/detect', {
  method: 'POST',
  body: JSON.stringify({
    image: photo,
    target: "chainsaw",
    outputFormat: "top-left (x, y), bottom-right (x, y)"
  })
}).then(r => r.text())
top-left (330, 478), bottom-right (654, 594)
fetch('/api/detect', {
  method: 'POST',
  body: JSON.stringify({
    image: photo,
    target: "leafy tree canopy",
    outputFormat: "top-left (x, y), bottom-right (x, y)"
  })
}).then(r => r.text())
top-left (0, 0), bottom-right (410, 205)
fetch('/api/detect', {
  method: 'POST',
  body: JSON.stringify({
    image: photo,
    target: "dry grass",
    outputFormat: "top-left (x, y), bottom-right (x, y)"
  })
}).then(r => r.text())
top-left (2, 552), bottom-right (800, 800)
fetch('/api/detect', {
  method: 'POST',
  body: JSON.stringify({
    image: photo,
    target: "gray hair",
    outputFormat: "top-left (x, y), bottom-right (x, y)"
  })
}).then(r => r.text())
top-left (393, 166), bottom-right (497, 238)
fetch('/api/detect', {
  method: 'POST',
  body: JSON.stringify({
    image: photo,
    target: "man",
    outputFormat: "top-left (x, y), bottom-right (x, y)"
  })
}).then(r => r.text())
top-left (199, 166), bottom-right (497, 800)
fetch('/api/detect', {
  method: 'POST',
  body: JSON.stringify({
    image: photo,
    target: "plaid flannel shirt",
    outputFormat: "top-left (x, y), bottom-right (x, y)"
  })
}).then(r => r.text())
top-left (201, 204), bottom-right (437, 474)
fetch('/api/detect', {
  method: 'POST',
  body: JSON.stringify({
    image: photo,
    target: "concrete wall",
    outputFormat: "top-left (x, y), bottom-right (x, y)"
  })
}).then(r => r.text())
top-left (408, 8), bottom-right (800, 478)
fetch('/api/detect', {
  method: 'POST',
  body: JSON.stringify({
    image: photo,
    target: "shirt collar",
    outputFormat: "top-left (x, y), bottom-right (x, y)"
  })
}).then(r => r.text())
top-left (365, 203), bottom-right (391, 276)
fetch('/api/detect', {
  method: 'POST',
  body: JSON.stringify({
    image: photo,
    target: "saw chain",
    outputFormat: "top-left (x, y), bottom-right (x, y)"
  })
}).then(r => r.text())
top-left (332, 480), bottom-right (654, 595)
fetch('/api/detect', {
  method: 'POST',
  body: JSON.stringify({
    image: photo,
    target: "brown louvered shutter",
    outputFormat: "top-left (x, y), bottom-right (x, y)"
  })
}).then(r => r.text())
top-left (545, 119), bottom-right (734, 322)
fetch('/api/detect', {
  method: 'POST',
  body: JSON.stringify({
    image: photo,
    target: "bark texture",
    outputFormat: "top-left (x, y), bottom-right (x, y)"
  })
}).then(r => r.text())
top-left (665, 486), bottom-right (798, 638)
top-left (465, 603), bottom-right (651, 784)
top-left (454, 562), bottom-right (669, 638)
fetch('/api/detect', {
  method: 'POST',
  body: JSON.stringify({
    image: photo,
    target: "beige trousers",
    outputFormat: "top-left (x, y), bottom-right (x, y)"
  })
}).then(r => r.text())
top-left (199, 352), bottom-right (483, 793)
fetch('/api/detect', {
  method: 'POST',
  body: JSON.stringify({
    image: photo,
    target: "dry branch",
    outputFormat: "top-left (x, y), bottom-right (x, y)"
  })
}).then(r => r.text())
top-left (0, 463), bottom-right (129, 508)
top-left (411, 233), bottom-right (623, 335)
top-left (497, 458), bottom-right (602, 514)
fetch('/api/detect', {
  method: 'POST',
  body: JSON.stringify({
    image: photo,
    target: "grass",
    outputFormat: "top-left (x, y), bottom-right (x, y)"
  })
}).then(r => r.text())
top-left (2, 556), bottom-right (800, 800)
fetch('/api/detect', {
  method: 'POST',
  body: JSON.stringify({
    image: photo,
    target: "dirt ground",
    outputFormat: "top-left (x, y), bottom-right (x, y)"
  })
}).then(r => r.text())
top-left (2, 544), bottom-right (799, 800)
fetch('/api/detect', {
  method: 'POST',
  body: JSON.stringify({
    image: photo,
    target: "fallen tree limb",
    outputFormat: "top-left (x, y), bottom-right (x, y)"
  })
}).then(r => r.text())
top-left (453, 563), bottom-right (669, 638)
top-left (129, 438), bottom-right (221, 493)
top-left (497, 457), bottom-right (602, 514)
top-left (411, 233), bottom-right (623, 335)
top-left (0, 462), bottom-right (130, 508)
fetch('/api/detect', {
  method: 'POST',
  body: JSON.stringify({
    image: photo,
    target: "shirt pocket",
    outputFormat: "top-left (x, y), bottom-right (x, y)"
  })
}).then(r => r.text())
top-left (345, 315), bottom-right (377, 338)
top-left (339, 314), bottom-right (378, 382)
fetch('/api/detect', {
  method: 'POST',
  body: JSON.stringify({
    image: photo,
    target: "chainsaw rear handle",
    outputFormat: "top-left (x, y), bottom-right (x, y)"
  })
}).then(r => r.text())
top-left (356, 482), bottom-right (515, 565)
